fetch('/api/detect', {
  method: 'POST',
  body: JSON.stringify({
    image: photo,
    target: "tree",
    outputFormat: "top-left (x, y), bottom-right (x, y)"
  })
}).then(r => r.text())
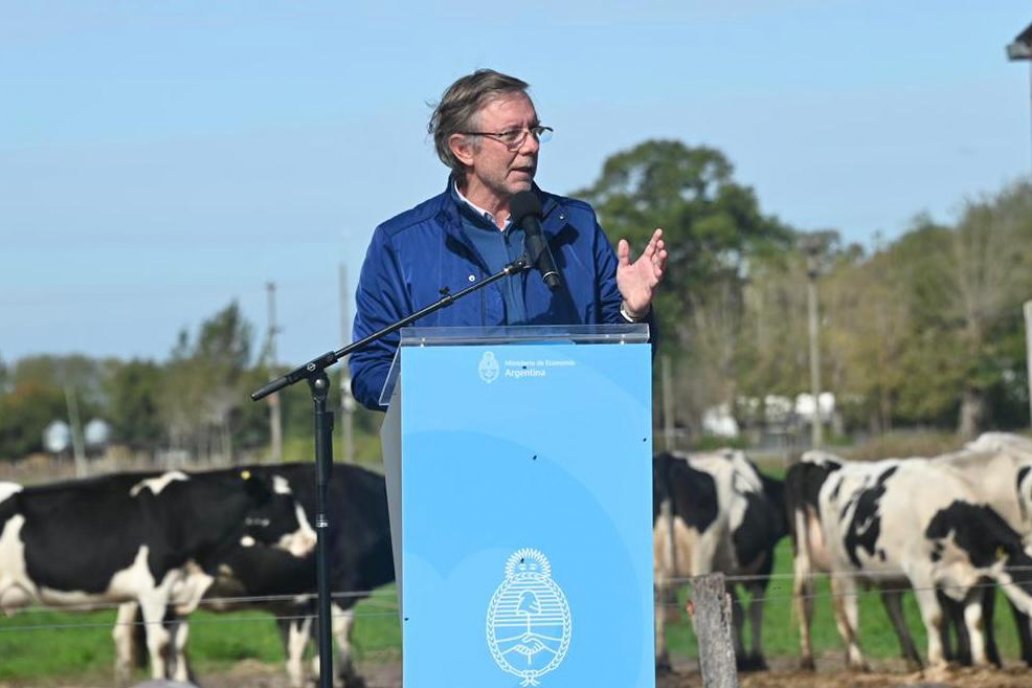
top-left (887, 182), bottom-right (1032, 435)
top-left (818, 240), bottom-right (910, 434)
top-left (107, 359), bottom-right (164, 452)
top-left (573, 140), bottom-right (794, 433)
top-left (194, 301), bottom-right (254, 461)
top-left (0, 381), bottom-right (66, 459)
top-left (158, 302), bottom-right (256, 463)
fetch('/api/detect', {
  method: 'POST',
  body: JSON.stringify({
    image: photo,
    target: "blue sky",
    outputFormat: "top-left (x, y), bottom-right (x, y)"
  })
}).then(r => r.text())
top-left (2, 1), bottom-right (1030, 367)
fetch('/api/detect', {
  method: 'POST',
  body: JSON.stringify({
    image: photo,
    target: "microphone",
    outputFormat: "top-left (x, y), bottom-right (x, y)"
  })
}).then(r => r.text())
top-left (510, 191), bottom-right (561, 291)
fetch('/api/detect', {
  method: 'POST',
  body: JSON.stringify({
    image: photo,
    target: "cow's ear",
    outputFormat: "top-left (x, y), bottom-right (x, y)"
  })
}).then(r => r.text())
top-left (240, 470), bottom-right (271, 503)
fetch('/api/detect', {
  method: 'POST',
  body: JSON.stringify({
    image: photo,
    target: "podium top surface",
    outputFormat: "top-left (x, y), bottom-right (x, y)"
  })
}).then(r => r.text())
top-left (398, 323), bottom-right (650, 346)
top-left (378, 324), bottom-right (650, 407)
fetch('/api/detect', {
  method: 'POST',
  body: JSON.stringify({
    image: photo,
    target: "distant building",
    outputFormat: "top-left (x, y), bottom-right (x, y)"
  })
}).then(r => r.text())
top-left (84, 418), bottom-right (112, 451)
top-left (43, 420), bottom-right (71, 454)
top-left (702, 403), bottom-right (740, 438)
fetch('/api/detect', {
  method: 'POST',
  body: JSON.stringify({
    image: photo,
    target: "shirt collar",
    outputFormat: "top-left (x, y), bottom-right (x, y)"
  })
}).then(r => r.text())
top-left (452, 180), bottom-right (510, 230)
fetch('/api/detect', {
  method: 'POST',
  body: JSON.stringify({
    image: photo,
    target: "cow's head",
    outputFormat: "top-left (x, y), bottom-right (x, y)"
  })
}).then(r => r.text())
top-left (237, 470), bottom-right (317, 558)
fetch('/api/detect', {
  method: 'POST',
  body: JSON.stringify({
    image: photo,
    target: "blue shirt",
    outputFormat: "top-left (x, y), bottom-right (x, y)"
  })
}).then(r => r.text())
top-left (451, 184), bottom-right (528, 324)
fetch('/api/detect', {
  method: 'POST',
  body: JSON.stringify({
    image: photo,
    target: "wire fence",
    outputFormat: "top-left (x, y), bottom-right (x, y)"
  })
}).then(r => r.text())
top-left (2, 567), bottom-right (1029, 634)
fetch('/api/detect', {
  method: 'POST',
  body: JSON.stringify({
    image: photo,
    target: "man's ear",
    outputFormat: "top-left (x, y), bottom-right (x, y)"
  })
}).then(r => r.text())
top-left (449, 133), bottom-right (475, 167)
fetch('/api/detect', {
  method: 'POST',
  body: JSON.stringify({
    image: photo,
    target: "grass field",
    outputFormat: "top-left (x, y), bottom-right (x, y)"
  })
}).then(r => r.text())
top-left (3, 438), bottom-right (1026, 681)
top-left (1, 539), bottom-right (1023, 683)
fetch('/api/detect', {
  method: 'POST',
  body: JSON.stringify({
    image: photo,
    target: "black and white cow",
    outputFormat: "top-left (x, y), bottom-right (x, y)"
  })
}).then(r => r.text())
top-left (932, 433), bottom-right (1032, 667)
top-left (653, 449), bottom-right (786, 672)
top-left (120, 462), bottom-right (395, 688)
top-left (0, 468), bottom-right (317, 684)
top-left (786, 450), bottom-right (1032, 671)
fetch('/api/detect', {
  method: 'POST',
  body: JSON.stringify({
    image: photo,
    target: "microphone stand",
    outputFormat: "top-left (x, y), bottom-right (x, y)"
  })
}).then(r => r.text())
top-left (251, 257), bottom-right (530, 688)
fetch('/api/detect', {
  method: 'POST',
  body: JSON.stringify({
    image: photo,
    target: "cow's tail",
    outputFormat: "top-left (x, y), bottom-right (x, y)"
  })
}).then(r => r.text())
top-left (783, 463), bottom-right (807, 558)
top-left (783, 463), bottom-right (809, 627)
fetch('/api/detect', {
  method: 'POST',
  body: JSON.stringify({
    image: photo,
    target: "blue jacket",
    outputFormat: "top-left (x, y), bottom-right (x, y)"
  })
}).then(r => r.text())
top-left (348, 182), bottom-right (646, 410)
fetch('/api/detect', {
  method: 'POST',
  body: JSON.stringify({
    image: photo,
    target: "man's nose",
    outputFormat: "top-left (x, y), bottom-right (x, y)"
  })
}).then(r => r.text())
top-left (517, 130), bottom-right (540, 155)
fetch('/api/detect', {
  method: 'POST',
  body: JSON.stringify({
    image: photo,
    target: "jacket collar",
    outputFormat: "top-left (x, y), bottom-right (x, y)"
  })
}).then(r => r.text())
top-left (439, 177), bottom-right (561, 236)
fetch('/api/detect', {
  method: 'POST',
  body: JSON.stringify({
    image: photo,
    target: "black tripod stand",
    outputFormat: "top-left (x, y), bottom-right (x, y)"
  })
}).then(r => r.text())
top-left (250, 258), bottom-right (530, 688)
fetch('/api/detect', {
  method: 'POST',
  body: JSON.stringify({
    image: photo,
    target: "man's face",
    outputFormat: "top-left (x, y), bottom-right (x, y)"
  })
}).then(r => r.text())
top-left (456, 92), bottom-right (540, 208)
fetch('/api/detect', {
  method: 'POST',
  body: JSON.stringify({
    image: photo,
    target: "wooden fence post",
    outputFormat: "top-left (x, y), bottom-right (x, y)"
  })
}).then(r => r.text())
top-left (692, 572), bottom-right (739, 688)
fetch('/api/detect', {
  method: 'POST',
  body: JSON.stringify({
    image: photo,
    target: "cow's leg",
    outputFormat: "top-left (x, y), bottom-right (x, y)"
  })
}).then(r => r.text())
top-left (962, 594), bottom-right (988, 667)
top-left (745, 580), bottom-right (768, 670)
top-left (653, 518), bottom-right (674, 673)
top-left (829, 574), bottom-right (866, 670)
top-left (912, 580), bottom-right (948, 668)
top-left (276, 614), bottom-right (311, 688)
top-left (653, 580), bottom-right (674, 672)
top-left (936, 589), bottom-right (965, 664)
top-left (113, 602), bottom-right (139, 686)
top-left (138, 596), bottom-right (173, 679)
top-left (981, 585), bottom-right (1001, 667)
top-left (333, 605), bottom-right (364, 688)
top-left (166, 615), bottom-right (193, 684)
top-left (791, 524), bottom-right (816, 671)
top-left (880, 587), bottom-right (922, 670)
top-left (727, 585), bottom-right (749, 670)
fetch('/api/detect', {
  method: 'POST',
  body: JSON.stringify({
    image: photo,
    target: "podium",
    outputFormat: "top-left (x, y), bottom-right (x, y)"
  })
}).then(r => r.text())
top-left (381, 325), bottom-right (655, 687)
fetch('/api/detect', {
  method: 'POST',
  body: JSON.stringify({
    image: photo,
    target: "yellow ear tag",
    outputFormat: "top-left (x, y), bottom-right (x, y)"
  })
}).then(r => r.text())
top-left (997, 546), bottom-right (1007, 560)
top-left (240, 470), bottom-right (251, 480)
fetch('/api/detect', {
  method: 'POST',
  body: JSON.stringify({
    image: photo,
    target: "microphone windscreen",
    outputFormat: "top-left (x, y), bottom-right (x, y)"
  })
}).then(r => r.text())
top-left (510, 191), bottom-right (542, 224)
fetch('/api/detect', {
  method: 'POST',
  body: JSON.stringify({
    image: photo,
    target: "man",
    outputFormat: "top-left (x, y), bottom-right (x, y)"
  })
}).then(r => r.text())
top-left (349, 69), bottom-right (667, 410)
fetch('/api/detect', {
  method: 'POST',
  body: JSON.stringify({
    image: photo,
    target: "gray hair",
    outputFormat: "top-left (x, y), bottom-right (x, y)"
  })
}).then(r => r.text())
top-left (428, 69), bottom-right (531, 183)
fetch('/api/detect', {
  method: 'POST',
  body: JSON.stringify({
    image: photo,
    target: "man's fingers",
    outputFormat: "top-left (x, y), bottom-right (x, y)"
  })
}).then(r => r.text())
top-left (617, 238), bottom-right (631, 265)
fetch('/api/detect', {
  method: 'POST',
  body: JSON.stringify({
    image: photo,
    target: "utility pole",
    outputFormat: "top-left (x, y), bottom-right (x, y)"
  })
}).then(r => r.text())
top-left (805, 241), bottom-right (824, 449)
top-left (64, 385), bottom-right (87, 478)
top-left (266, 282), bottom-right (283, 462)
top-left (340, 263), bottom-right (356, 463)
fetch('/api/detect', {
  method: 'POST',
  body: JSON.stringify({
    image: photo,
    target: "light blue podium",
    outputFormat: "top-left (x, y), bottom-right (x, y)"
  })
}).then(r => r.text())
top-left (380, 325), bottom-right (655, 687)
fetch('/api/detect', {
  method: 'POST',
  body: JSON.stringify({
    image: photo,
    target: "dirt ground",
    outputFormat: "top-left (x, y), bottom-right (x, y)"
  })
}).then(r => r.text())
top-left (205, 657), bottom-right (1032, 688)
top-left (3, 657), bottom-right (1032, 688)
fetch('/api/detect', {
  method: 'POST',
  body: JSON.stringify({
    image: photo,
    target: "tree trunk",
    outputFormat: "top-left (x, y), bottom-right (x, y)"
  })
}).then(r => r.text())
top-left (223, 419), bottom-right (234, 465)
top-left (957, 386), bottom-right (985, 438)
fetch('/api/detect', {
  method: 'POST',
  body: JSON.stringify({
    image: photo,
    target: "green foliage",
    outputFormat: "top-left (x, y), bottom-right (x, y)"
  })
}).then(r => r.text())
top-left (0, 354), bottom-right (10, 393)
top-left (158, 301), bottom-right (258, 461)
top-left (2, 147), bottom-right (1030, 462)
top-left (573, 140), bottom-right (794, 434)
top-left (0, 381), bottom-right (67, 458)
top-left (870, 182), bottom-right (1032, 433)
top-left (10, 354), bottom-right (111, 411)
top-left (573, 140), bottom-right (792, 340)
top-left (106, 359), bottom-right (164, 450)
top-left (737, 179), bottom-right (1032, 437)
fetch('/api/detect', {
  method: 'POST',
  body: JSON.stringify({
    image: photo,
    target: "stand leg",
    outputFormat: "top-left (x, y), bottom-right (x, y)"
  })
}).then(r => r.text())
top-left (309, 372), bottom-right (335, 688)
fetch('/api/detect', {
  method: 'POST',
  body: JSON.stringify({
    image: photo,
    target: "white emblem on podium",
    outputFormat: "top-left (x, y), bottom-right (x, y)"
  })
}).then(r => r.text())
top-left (486, 548), bottom-right (572, 686)
top-left (478, 351), bottom-right (500, 383)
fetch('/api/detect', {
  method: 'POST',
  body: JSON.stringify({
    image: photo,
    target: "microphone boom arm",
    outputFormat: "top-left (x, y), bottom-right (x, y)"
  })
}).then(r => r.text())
top-left (251, 257), bottom-right (531, 401)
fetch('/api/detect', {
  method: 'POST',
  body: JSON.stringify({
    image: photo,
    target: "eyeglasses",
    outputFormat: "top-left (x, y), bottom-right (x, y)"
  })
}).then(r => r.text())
top-left (461, 125), bottom-right (554, 150)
